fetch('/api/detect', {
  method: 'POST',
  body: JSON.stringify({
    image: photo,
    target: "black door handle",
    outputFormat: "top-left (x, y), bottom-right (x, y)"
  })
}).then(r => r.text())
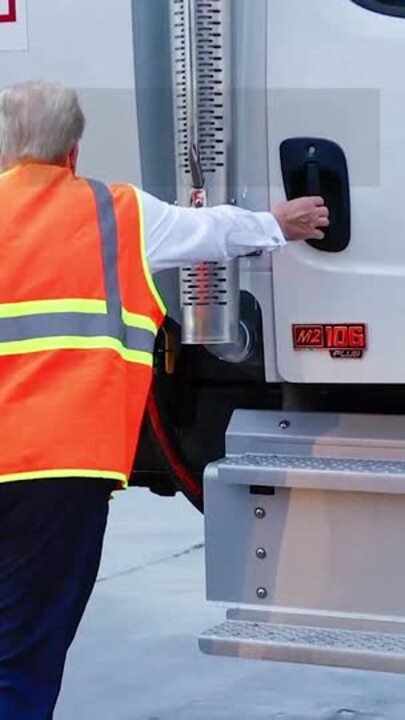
top-left (280, 138), bottom-right (351, 253)
top-left (306, 162), bottom-right (321, 196)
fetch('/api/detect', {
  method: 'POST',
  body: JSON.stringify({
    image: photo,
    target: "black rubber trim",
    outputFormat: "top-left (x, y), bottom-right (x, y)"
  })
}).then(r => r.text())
top-left (352, 0), bottom-right (405, 17)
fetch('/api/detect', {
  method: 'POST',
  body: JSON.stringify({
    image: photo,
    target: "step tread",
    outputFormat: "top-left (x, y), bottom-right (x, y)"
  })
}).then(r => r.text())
top-left (222, 454), bottom-right (405, 475)
top-left (201, 620), bottom-right (405, 655)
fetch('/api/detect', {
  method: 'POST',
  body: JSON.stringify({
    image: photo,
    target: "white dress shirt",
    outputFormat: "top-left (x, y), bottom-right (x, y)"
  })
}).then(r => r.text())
top-left (139, 190), bottom-right (286, 274)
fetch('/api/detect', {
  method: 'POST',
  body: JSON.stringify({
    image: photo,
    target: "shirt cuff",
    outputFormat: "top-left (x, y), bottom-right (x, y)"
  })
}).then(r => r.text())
top-left (255, 212), bottom-right (287, 248)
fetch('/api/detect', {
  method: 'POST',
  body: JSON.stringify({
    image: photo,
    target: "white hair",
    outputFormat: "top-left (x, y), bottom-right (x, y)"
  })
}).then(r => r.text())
top-left (0, 81), bottom-right (85, 167)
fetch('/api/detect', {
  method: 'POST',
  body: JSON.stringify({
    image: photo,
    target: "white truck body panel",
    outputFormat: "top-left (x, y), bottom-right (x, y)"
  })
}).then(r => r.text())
top-left (269, 0), bottom-right (405, 383)
top-left (0, 0), bottom-right (141, 184)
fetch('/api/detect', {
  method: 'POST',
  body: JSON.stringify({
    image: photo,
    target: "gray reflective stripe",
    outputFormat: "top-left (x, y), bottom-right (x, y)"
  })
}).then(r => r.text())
top-left (87, 179), bottom-right (124, 340)
top-left (124, 326), bottom-right (155, 353)
top-left (0, 314), bottom-right (156, 353)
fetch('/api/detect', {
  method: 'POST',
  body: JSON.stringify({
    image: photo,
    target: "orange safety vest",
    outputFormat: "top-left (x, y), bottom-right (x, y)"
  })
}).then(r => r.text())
top-left (0, 163), bottom-right (166, 488)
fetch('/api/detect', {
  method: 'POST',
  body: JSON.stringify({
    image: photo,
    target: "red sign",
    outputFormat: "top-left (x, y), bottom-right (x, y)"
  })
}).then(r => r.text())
top-left (0, 0), bottom-right (16, 23)
top-left (293, 324), bottom-right (324, 349)
top-left (293, 324), bottom-right (367, 359)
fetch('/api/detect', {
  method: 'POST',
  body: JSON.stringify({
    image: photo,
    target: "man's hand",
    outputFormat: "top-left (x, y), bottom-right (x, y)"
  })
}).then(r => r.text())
top-left (274, 197), bottom-right (330, 241)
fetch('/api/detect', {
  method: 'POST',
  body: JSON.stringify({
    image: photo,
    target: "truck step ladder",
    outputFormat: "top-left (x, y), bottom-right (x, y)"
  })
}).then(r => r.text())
top-left (200, 613), bottom-right (405, 674)
top-left (199, 410), bottom-right (405, 673)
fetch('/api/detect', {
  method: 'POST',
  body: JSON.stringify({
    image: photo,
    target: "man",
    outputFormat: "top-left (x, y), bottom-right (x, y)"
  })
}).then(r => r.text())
top-left (0, 82), bottom-right (329, 719)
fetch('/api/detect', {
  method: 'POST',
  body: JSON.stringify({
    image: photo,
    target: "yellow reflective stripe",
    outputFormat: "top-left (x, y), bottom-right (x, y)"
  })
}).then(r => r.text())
top-left (131, 185), bottom-right (167, 317)
top-left (0, 299), bottom-right (107, 318)
top-left (0, 166), bottom-right (21, 180)
top-left (0, 469), bottom-right (128, 486)
top-left (0, 336), bottom-right (153, 366)
top-left (122, 309), bottom-right (157, 334)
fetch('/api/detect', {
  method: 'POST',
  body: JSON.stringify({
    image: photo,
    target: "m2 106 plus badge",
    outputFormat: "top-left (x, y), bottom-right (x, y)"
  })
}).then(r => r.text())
top-left (292, 324), bottom-right (367, 359)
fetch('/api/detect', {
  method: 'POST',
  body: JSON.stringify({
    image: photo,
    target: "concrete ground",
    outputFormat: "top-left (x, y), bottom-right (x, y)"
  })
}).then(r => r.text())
top-left (57, 490), bottom-right (405, 720)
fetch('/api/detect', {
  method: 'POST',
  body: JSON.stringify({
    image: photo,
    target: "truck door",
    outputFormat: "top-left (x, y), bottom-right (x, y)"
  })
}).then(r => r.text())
top-left (269, 0), bottom-right (405, 383)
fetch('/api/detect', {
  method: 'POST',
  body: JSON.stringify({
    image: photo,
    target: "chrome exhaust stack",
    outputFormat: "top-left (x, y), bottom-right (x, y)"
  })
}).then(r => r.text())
top-left (170, 0), bottom-right (241, 348)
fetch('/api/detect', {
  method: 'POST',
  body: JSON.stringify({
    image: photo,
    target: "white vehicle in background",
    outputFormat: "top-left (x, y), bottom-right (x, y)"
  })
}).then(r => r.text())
top-left (4, 0), bottom-right (405, 674)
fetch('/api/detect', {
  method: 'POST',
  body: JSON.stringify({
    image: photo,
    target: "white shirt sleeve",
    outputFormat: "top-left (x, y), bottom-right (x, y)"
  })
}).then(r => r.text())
top-left (139, 189), bottom-right (286, 274)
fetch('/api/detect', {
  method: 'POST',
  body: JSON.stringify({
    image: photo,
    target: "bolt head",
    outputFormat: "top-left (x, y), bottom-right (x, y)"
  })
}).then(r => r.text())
top-left (256, 548), bottom-right (267, 560)
top-left (279, 420), bottom-right (290, 430)
top-left (256, 587), bottom-right (268, 600)
top-left (254, 507), bottom-right (266, 520)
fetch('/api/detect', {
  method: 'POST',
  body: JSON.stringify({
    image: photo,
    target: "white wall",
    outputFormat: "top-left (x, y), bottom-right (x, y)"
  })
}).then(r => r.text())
top-left (0, 0), bottom-right (141, 183)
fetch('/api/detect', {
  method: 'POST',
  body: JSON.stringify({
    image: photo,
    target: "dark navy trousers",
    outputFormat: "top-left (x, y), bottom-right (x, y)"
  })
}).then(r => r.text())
top-left (0, 477), bottom-right (114, 719)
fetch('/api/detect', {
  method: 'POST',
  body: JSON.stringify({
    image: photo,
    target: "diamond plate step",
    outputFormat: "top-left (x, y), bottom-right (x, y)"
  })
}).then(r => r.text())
top-left (222, 454), bottom-right (405, 475)
top-left (218, 453), bottom-right (405, 493)
top-left (199, 620), bottom-right (405, 673)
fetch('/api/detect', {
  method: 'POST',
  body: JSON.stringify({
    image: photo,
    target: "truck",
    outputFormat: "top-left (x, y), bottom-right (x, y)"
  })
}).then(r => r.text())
top-left (3, 0), bottom-right (405, 675)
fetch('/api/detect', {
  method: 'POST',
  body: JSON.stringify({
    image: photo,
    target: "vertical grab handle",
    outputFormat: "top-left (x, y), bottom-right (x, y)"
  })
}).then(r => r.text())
top-left (306, 162), bottom-right (321, 197)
